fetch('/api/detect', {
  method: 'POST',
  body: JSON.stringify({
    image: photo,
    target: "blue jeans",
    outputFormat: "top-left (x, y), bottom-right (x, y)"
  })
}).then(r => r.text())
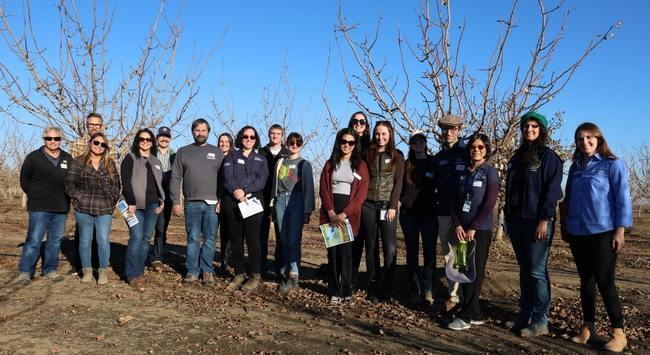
top-left (125, 204), bottom-right (159, 280)
top-left (399, 210), bottom-right (438, 294)
top-left (507, 216), bottom-right (554, 325)
top-left (274, 192), bottom-right (304, 275)
top-left (18, 211), bottom-right (68, 276)
top-left (184, 201), bottom-right (218, 276)
top-left (74, 211), bottom-right (112, 269)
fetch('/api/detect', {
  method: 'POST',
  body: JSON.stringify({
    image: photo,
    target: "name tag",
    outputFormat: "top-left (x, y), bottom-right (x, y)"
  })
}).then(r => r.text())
top-left (289, 165), bottom-right (296, 169)
top-left (473, 181), bottom-right (482, 187)
top-left (456, 164), bottom-right (465, 171)
top-left (237, 159), bottom-right (245, 164)
top-left (60, 164), bottom-right (68, 169)
top-left (207, 153), bottom-right (216, 160)
top-left (384, 158), bottom-right (390, 164)
top-left (155, 165), bottom-right (161, 170)
top-left (425, 172), bottom-right (433, 178)
top-left (353, 172), bottom-right (362, 180)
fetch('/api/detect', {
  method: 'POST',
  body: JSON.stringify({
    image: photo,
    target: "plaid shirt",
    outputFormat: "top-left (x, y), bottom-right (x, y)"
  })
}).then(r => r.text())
top-left (65, 157), bottom-right (121, 216)
top-left (70, 136), bottom-right (118, 160)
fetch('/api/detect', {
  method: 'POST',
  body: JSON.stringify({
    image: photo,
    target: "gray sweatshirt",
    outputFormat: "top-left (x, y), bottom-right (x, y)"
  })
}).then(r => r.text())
top-left (169, 143), bottom-right (224, 205)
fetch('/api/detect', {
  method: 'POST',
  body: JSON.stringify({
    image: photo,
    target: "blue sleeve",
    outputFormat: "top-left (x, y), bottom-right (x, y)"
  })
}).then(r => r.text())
top-left (611, 159), bottom-right (633, 228)
top-left (222, 153), bottom-right (237, 194)
top-left (244, 154), bottom-right (269, 194)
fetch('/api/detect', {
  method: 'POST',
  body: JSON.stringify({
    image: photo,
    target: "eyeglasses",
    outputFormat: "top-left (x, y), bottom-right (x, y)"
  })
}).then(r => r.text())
top-left (339, 139), bottom-right (356, 147)
top-left (242, 135), bottom-right (256, 141)
top-left (87, 123), bottom-right (103, 128)
top-left (409, 138), bottom-right (426, 145)
top-left (92, 140), bottom-right (107, 148)
top-left (470, 145), bottom-right (485, 151)
top-left (288, 141), bottom-right (302, 147)
top-left (138, 137), bottom-right (153, 143)
top-left (351, 119), bottom-right (367, 126)
top-left (43, 137), bottom-right (62, 141)
top-left (441, 125), bottom-right (460, 132)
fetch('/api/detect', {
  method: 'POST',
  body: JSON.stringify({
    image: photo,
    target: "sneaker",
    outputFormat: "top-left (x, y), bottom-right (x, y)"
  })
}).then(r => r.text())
top-left (227, 274), bottom-right (246, 289)
top-left (151, 261), bottom-right (163, 273)
top-left (279, 275), bottom-right (299, 293)
top-left (343, 296), bottom-right (352, 303)
top-left (330, 296), bottom-right (341, 304)
top-left (183, 274), bottom-right (198, 285)
top-left (67, 267), bottom-right (78, 276)
top-left (16, 273), bottom-right (30, 285)
top-left (520, 323), bottom-right (549, 337)
top-left (128, 275), bottom-right (148, 286)
top-left (448, 318), bottom-right (471, 331)
top-left (43, 272), bottom-right (64, 282)
top-left (202, 272), bottom-right (214, 287)
top-left (470, 319), bottom-right (485, 325)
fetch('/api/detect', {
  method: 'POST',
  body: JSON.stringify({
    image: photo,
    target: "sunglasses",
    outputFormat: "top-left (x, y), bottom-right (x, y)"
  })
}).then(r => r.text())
top-left (43, 137), bottom-right (62, 142)
top-left (470, 145), bottom-right (485, 151)
top-left (138, 137), bottom-right (153, 143)
top-left (242, 135), bottom-right (257, 141)
top-left (339, 139), bottom-right (356, 147)
top-left (351, 119), bottom-right (367, 126)
top-left (288, 141), bottom-right (302, 147)
top-left (409, 138), bottom-right (426, 145)
top-left (92, 140), bottom-right (108, 148)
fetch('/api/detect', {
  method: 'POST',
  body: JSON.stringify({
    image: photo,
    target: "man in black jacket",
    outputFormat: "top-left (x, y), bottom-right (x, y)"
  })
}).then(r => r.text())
top-left (17, 126), bottom-right (73, 284)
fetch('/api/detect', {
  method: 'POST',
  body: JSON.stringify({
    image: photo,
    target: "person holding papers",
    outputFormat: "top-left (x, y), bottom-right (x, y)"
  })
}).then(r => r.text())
top-left (319, 128), bottom-right (369, 303)
top-left (269, 132), bottom-right (315, 293)
top-left (221, 126), bottom-right (269, 292)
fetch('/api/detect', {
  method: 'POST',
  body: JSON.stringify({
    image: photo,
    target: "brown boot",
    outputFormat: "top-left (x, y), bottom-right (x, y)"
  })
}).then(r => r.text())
top-left (227, 274), bottom-right (245, 289)
top-left (571, 321), bottom-right (597, 344)
top-left (603, 328), bottom-right (627, 352)
top-left (240, 273), bottom-right (261, 292)
top-left (80, 267), bottom-right (94, 283)
top-left (97, 268), bottom-right (109, 285)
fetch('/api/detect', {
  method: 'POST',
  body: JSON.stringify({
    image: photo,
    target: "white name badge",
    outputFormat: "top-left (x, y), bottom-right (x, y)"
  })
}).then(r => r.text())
top-left (473, 181), bottom-right (482, 187)
top-left (60, 164), bottom-right (68, 169)
top-left (289, 165), bottom-right (296, 169)
top-left (207, 153), bottom-right (215, 158)
top-left (155, 164), bottom-right (161, 170)
top-left (456, 164), bottom-right (465, 171)
top-left (353, 172), bottom-right (362, 180)
top-left (237, 159), bottom-right (245, 164)
top-left (384, 158), bottom-right (390, 164)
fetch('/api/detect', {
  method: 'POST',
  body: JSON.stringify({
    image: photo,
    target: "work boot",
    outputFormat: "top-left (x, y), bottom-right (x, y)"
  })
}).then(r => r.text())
top-left (16, 273), bottom-right (31, 285)
top-left (97, 268), bottom-right (109, 285)
top-left (279, 274), bottom-right (299, 293)
top-left (603, 328), bottom-right (627, 352)
top-left (227, 274), bottom-right (245, 289)
top-left (571, 321), bottom-right (597, 344)
top-left (202, 272), bottom-right (214, 287)
top-left (240, 273), bottom-right (261, 292)
top-left (81, 267), bottom-right (94, 283)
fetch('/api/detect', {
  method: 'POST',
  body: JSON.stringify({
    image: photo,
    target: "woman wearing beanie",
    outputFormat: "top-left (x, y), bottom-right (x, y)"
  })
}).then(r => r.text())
top-left (504, 111), bottom-right (563, 336)
top-left (561, 122), bottom-right (631, 352)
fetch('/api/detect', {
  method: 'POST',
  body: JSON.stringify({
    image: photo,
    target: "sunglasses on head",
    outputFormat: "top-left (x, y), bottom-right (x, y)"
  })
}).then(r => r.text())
top-left (351, 118), bottom-right (367, 126)
top-left (43, 137), bottom-right (62, 142)
top-left (339, 138), bottom-right (356, 147)
top-left (92, 140), bottom-right (107, 148)
top-left (138, 137), bottom-right (153, 143)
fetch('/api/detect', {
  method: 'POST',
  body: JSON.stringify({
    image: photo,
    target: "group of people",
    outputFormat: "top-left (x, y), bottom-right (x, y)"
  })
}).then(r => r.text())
top-left (16, 110), bottom-right (631, 352)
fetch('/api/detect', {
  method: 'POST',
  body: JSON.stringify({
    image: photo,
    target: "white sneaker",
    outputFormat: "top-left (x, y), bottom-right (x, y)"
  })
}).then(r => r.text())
top-left (448, 318), bottom-right (471, 331)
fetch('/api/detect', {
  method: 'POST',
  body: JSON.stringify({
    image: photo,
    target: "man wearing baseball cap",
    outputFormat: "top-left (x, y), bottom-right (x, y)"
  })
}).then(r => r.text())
top-left (432, 114), bottom-right (469, 312)
top-left (150, 126), bottom-right (175, 272)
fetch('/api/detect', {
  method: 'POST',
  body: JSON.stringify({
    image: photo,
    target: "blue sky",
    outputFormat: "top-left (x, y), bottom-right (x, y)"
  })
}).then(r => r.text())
top-left (2, 0), bottom-right (648, 156)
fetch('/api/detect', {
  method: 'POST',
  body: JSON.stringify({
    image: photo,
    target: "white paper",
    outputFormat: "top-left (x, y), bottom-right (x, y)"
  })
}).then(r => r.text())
top-left (238, 197), bottom-right (264, 219)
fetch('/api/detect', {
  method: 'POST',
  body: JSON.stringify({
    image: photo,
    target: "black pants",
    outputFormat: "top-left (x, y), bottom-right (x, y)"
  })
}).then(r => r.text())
top-left (457, 230), bottom-right (492, 322)
top-left (327, 194), bottom-right (353, 298)
top-left (222, 192), bottom-right (263, 275)
top-left (360, 200), bottom-right (397, 299)
top-left (569, 230), bottom-right (624, 328)
top-left (151, 190), bottom-right (173, 263)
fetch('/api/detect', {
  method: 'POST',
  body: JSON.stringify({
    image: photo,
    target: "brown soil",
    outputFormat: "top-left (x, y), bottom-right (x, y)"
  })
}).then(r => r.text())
top-left (1, 195), bottom-right (648, 355)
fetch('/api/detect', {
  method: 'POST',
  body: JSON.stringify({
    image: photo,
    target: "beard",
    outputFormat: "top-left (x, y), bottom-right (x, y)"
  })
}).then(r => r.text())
top-left (194, 135), bottom-right (207, 145)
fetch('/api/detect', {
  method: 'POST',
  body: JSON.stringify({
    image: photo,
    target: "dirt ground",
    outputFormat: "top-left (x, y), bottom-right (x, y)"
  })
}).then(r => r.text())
top-left (1, 195), bottom-right (649, 355)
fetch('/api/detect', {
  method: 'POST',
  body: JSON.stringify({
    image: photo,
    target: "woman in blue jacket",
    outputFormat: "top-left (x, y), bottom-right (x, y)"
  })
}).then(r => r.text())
top-left (563, 123), bottom-right (631, 352)
top-left (504, 111), bottom-right (563, 337)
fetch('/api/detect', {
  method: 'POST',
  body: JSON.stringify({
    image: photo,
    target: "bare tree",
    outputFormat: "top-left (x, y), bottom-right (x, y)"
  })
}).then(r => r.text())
top-left (624, 143), bottom-right (650, 218)
top-left (0, 0), bottom-right (226, 158)
top-left (0, 119), bottom-right (37, 198)
top-left (335, 0), bottom-right (620, 240)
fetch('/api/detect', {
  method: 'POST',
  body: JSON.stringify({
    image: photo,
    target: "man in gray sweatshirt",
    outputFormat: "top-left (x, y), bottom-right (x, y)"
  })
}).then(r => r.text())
top-left (170, 118), bottom-right (224, 286)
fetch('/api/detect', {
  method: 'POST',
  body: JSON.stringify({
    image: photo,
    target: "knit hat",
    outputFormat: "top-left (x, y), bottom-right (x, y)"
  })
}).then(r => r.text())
top-left (520, 111), bottom-right (548, 130)
top-left (438, 114), bottom-right (462, 127)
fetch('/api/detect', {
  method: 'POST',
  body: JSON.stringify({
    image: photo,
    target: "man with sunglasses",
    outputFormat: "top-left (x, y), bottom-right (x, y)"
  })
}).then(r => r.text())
top-left (67, 112), bottom-right (116, 276)
top-left (170, 118), bottom-right (224, 286)
top-left (259, 124), bottom-right (289, 280)
top-left (432, 114), bottom-right (469, 312)
top-left (149, 126), bottom-right (175, 272)
top-left (16, 126), bottom-right (73, 284)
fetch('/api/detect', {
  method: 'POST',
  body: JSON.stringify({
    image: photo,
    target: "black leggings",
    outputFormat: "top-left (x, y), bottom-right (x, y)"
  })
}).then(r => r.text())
top-left (569, 230), bottom-right (623, 328)
top-left (327, 194), bottom-right (353, 298)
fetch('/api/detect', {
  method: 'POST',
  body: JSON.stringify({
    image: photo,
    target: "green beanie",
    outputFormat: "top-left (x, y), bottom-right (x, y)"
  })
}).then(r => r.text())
top-left (520, 111), bottom-right (548, 130)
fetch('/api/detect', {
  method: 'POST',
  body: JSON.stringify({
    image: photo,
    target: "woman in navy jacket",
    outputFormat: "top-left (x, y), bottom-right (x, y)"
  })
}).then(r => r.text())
top-left (504, 112), bottom-right (563, 337)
